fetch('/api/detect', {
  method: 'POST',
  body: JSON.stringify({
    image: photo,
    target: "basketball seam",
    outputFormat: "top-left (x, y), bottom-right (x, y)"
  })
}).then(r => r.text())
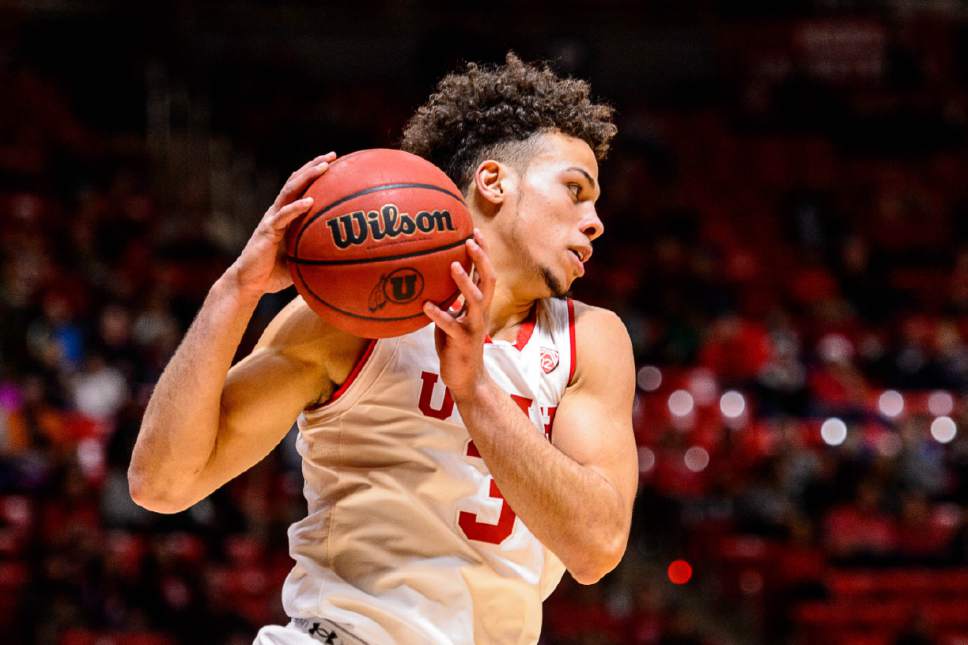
top-left (287, 235), bottom-right (471, 266)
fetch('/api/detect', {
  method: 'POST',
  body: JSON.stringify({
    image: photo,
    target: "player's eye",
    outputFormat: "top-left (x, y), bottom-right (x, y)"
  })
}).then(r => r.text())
top-left (567, 183), bottom-right (581, 199)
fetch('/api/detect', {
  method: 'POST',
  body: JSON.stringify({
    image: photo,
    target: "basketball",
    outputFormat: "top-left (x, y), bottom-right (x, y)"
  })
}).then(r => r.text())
top-left (285, 148), bottom-right (473, 338)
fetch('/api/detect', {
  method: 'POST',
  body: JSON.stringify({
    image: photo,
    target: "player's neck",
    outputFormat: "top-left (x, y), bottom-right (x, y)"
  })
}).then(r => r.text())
top-left (487, 282), bottom-right (537, 340)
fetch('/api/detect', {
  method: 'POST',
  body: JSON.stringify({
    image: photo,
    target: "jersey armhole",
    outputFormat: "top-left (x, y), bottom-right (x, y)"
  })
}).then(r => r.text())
top-left (308, 339), bottom-right (378, 410)
top-left (567, 298), bottom-right (577, 386)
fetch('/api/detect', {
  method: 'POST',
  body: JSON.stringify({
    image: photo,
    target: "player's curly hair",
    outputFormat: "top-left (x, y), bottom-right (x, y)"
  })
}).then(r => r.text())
top-left (401, 52), bottom-right (617, 190)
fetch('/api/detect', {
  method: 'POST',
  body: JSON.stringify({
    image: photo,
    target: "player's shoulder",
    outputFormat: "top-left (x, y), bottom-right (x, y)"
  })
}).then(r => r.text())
top-left (568, 299), bottom-right (633, 382)
top-left (255, 295), bottom-right (367, 365)
top-left (569, 299), bottom-right (627, 339)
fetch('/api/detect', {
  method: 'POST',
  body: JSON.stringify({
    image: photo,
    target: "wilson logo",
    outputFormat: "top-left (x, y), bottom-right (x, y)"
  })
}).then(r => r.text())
top-left (326, 204), bottom-right (455, 250)
top-left (368, 268), bottom-right (424, 311)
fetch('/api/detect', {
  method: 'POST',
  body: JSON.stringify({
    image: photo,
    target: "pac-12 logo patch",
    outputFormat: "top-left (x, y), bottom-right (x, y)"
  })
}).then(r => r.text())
top-left (540, 347), bottom-right (559, 374)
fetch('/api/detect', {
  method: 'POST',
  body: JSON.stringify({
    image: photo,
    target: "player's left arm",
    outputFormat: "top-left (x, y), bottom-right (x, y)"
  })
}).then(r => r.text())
top-left (546, 303), bottom-right (638, 580)
top-left (424, 233), bottom-right (638, 584)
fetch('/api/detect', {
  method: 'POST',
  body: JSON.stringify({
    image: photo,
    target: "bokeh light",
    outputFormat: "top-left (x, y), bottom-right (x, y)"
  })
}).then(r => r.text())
top-left (636, 365), bottom-right (663, 392)
top-left (877, 390), bottom-right (904, 418)
top-left (688, 369), bottom-right (718, 406)
top-left (668, 389), bottom-right (695, 417)
top-left (931, 417), bottom-right (957, 444)
top-left (820, 418), bottom-right (848, 446)
top-left (638, 446), bottom-right (656, 473)
top-left (667, 560), bottom-right (693, 585)
top-left (684, 446), bottom-right (710, 472)
top-left (928, 391), bottom-right (954, 417)
top-left (719, 390), bottom-right (746, 418)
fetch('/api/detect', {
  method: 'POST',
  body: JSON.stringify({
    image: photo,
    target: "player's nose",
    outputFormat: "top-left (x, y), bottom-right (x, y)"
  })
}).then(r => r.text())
top-left (580, 209), bottom-right (604, 241)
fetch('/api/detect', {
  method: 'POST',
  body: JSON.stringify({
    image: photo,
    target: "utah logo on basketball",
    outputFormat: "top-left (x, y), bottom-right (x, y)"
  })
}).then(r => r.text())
top-left (368, 268), bottom-right (424, 312)
top-left (539, 347), bottom-right (559, 374)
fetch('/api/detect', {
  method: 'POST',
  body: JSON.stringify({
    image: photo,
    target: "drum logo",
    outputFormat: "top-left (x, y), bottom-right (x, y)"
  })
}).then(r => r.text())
top-left (369, 267), bottom-right (424, 311)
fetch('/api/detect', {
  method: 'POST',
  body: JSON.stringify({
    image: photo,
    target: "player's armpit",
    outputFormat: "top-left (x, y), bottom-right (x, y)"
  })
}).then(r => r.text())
top-left (183, 297), bottom-right (368, 510)
top-left (551, 303), bottom-right (638, 581)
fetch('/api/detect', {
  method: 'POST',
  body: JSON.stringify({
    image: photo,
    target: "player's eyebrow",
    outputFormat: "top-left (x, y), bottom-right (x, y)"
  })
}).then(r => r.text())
top-left (567, 167), bottom-right (598, 192)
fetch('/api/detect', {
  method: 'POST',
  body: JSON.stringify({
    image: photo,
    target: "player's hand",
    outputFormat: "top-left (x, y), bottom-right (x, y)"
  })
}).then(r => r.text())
top-left (226, 152), bottom-right (337, 300)
top-left (423, 229), bottom-right (496, 401)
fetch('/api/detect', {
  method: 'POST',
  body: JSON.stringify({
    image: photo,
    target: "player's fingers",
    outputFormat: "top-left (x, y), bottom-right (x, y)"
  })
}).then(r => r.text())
top-left (289, 152), bottom-right (335, 179)
top-left (452, 261), bottom-right (484, 308)
top-left (467, 236), bottom-right (496, 307)
top-left (472, 228), bottom-right (488, 253)
top-left (273, 156), bottom-right (334, 208)
top-left (423, 301), bottom-right (463, 337)
top-left (277, 160), bottom-right (329, 206)
top-left (280, 153), bottom-right (331, 195)
top-left (269, 197), bottom-right (314, 230)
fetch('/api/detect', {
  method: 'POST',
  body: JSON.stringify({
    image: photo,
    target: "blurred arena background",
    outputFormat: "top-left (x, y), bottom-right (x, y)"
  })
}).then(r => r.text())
top-left (2, 1), bottom-right (968, 643)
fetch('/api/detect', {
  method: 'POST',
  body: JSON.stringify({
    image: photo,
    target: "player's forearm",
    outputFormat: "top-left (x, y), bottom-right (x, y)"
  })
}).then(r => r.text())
top-left (455, 379), bottom-right (629, 584)
top-left (128, 270), bottom-right (260, 512)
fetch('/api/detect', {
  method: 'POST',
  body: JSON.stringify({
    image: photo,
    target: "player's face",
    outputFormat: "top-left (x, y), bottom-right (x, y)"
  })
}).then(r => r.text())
top-left (508, 132), bottom-right (603, 298)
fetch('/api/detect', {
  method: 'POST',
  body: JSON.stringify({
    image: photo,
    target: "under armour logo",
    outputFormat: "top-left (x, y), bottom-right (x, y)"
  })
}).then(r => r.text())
top-left (308, 623), bottom-right (340, 644)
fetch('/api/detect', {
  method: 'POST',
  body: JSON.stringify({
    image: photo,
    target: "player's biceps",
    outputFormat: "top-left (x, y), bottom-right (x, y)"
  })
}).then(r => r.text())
top-left (550, 396), bottom-right (609, 464)
top-left (556, 397), bottom-right (633, 471)
top-left (221, 360), bottom-right (318, 435)
top-left (199, 385), bottom-right (302, 490)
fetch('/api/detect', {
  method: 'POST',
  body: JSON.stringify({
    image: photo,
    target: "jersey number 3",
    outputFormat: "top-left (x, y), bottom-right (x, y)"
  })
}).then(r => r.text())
top-left (418, 372), bottom-right (555, 547)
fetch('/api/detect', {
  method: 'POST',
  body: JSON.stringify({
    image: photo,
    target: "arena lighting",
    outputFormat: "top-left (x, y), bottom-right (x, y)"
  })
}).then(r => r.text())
top-left (636, 365), bottom-right (662, 392)
top-left (667, 560), bottom-right (693, 585)
top-left (877, 390), bottom-right (904, 418)
top-left (668, 389), bottom-right (695, 417)
top-left (719, 390), bottom-right (746, 418)
top-left (638, 446), bottom-right (656, 473)
top-left (928, 391), bottom-right (955, 417)
top-left (930, 417), bottom-right (957, 444)
top-left (820, 418), bottom-right (848, 446)
top-left (684, 446), bottom-right (710, 472)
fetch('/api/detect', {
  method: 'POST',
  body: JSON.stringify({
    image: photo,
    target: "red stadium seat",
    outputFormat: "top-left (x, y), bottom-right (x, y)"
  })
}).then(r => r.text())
top-left (826, 569), bottom-right (968, 599)
top-left (0, 528), bottom-right (22, 557)
top-left (0, 561), bottom-right (28, 627)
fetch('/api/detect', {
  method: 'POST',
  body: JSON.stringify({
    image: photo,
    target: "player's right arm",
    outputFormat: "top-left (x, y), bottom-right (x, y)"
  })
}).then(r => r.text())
top-left (128, 152), bottom-right (348, 514)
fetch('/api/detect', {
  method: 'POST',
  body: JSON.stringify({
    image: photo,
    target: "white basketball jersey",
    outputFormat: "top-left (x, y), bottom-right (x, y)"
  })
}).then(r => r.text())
top-left (281, 297), bottom-right (577, 644)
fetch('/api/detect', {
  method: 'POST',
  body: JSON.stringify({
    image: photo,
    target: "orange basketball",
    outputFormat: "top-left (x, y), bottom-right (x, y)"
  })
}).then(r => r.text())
top-left (285, 149), bottom-right (473, 338)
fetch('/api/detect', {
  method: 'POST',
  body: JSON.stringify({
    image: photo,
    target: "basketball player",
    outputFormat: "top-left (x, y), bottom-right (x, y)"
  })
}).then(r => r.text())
top-left (128, 53), bottom-right (637, 644)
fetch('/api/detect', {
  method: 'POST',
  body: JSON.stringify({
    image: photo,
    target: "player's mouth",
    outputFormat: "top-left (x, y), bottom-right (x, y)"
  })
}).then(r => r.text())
top-left (568, 246), bottom-right (592, 276)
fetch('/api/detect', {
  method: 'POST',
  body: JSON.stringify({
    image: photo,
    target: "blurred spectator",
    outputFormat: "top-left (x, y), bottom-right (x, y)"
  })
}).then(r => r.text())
top-left (823, 479), bottom-right (897, 562)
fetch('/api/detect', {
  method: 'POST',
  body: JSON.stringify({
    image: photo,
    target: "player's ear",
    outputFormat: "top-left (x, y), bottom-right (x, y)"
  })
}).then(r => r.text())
top-left (473, 160), bottom-right (506, 206)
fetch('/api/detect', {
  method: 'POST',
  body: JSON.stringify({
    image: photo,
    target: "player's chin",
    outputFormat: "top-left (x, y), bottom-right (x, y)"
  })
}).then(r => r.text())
top-left (560, 276), bottom-right (578, 297)
top-left (539, 266), bottom-right (571, 299)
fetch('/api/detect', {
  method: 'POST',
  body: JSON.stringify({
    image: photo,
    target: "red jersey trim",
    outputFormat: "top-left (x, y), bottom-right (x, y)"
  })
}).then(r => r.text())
top-left (567, 298), bottom-right (577, 385)
top-left (514, 305), bottom-right (537, 351)
top-left (319, 339), bottom-right (377, 407)
top-left (483, 304), bottom-right (537, 351)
